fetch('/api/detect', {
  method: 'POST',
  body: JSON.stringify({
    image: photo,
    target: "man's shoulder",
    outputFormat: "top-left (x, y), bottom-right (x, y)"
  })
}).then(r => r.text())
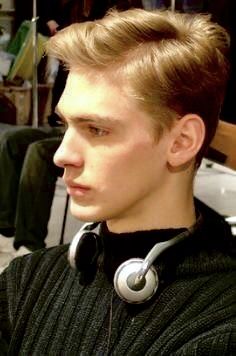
top-left (6, 244), bottom-right (70, 279)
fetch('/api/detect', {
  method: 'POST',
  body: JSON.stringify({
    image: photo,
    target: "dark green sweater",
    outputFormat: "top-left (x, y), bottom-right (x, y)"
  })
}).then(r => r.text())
top-left (0, 210), bottom-right (236, 355)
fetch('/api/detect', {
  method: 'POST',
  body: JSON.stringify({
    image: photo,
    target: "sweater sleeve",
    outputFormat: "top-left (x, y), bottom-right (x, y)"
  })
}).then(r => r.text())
top-left (0, 269), bottom-right (11, 354)
top-left (0, 246), bottom-right (69, 354)
top-left (0, 254), bottom-right (32, 354)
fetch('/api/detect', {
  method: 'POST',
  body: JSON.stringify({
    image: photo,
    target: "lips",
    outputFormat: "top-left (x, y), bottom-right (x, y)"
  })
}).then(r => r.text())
top-left (64, 180), bottom-right (91, 196)
top-left (67, 183), bottom-right (90, 190)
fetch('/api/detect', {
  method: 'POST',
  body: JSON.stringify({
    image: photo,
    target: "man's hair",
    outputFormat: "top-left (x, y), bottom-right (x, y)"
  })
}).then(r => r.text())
top-left (46, 8), bottom-right (230, 162)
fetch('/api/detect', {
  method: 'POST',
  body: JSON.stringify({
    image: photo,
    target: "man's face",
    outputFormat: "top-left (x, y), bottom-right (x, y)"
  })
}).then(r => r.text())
top-left (54, 70), bottom-right (171, 232)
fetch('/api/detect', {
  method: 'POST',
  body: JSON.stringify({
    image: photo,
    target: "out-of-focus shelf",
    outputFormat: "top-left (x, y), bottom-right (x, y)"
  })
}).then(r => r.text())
top-left (0, 9), bottom-right (15, 15)
top-left (0, 8), bottom-right (15, 37)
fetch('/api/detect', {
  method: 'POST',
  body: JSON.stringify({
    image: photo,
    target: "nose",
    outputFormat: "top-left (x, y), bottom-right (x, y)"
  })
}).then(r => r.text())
top-left (53, 131), bottom-right (84, 169)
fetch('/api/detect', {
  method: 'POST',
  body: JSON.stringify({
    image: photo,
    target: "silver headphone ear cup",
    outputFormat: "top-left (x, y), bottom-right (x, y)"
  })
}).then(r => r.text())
top-left (68, 229), bottom-right (84, 269)
top-left (68, 224), bottom-right (101, 269)
top-left (113, 258), bottom-right (158, 304)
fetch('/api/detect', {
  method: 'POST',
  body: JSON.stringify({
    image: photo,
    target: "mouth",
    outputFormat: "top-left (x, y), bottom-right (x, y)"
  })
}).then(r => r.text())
top-left (65, 182), bottom-right (91, 197)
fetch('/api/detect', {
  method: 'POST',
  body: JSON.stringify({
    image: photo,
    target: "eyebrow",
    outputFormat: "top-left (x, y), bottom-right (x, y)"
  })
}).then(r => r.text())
top-left (55, 106), bottom-right (118, 125)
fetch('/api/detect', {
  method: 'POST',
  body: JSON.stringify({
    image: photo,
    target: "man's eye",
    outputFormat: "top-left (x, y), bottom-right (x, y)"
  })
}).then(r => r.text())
top-left (88, 126), bottom-right (108, 137)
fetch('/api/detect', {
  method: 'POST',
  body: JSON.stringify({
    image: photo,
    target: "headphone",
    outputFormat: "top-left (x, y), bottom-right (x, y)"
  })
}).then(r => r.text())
top-left (68, 218), bottom-right (201, 304)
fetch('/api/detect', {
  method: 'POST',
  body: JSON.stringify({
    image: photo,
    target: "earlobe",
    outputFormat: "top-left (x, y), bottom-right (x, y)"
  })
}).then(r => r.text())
top-left (167, 114), bottom-right (205, 167)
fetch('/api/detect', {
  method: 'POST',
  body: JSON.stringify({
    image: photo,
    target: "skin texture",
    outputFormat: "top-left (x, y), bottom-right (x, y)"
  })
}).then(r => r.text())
top-left (54, 70), bottom-right (203, 233)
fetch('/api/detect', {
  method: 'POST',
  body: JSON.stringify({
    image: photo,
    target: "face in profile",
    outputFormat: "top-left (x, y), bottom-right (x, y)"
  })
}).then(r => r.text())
top-left (54, 70), bottom-right (171, 232)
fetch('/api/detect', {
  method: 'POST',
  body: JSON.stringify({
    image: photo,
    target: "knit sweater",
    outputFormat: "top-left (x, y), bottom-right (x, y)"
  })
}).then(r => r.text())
top-left (0, 208), bottom-right (235, 355)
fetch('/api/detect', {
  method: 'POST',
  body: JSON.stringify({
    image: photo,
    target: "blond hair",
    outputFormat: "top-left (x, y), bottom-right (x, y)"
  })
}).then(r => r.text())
top-left (46, 8), bottom-right (230, 161)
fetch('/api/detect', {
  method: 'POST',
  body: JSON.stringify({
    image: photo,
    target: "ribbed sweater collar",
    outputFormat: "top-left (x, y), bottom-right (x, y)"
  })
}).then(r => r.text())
top-left (98, 220), bottom-right (235, 282)
top-left (100, 223), bottom-right (188, 281)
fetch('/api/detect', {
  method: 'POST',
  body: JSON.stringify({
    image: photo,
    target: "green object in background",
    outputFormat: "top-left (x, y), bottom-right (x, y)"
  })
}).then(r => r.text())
top-left (6, 21), bottom-right (31, 56)
top-left (6, 21), bottom-right (48, 81)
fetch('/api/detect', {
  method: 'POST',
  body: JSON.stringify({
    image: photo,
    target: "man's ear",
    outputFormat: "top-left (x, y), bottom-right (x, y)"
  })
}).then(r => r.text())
top-left (167, 114), bottom-right (205, 167)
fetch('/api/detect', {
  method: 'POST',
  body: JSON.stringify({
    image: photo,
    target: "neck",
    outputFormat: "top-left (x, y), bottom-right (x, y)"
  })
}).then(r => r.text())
top-left (107, 193), bottom-right (196, 234)
top-left (107, 165), bottom-right (196, 234)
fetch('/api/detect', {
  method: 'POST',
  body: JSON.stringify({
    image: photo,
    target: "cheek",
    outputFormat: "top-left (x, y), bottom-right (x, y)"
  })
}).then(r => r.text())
top-left (92, 142), bottom-right (157, 182)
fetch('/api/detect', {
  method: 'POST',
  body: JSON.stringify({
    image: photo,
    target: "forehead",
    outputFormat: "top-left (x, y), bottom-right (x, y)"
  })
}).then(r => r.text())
top-left (59, 70), bottom-right (129, 114)
top-left (57, 70), bottom-right (155, 129)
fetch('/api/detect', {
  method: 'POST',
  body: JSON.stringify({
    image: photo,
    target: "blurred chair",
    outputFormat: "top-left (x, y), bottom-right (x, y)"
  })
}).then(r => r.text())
top-left (205, 119), bottom-right (236, 234)
top-left (208, 120), bottom-right (236, 171)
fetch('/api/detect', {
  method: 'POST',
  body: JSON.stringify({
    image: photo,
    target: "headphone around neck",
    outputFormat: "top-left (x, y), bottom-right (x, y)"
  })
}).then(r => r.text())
top-left (68, 218), bottom-right (202, 304)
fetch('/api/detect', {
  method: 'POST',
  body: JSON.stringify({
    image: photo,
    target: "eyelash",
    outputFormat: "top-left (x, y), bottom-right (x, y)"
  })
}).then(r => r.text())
top-left (88, 125), bottom-right (108, 137)
top-left (63, 122), bottom-right (109, 137)
top-left (62, 121), bottom-right (68, 130)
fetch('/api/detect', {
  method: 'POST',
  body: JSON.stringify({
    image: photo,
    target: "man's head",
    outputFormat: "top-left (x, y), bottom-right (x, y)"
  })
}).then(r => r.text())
top-left (46, 9), bottom-right (229, 232)
top-left (47, 8), bottom-right (229, 163)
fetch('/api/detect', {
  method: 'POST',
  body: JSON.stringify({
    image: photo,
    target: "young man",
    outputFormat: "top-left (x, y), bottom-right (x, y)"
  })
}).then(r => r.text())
top-left (0, 9), bottom-right (235, 355)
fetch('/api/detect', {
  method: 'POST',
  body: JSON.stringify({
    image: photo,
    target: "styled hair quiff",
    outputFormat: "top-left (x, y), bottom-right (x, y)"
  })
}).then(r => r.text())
top-left (46, 8), bottom-right (230, 161)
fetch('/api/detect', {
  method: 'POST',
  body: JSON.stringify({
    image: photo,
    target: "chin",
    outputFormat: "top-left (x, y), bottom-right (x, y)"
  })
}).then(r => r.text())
top-left (69, 201), bottom-right (105, 222)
